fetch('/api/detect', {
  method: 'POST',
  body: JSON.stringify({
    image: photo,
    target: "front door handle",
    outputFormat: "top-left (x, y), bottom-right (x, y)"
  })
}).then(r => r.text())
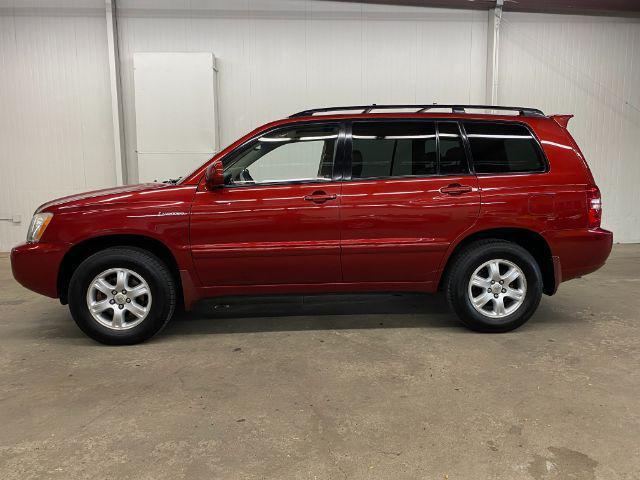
top-left (440, 183), bottom-right (473, 195)
top-left (304, 191), bottom-right (338, 203)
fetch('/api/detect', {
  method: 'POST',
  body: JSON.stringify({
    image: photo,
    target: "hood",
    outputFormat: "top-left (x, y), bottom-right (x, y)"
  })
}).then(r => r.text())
top-left (36, 183), bottom-right (170, 213)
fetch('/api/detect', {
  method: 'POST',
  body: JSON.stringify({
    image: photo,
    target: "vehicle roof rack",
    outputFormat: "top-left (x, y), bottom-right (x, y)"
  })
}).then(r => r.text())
top-left (289, 104), bottom-right (545, 118)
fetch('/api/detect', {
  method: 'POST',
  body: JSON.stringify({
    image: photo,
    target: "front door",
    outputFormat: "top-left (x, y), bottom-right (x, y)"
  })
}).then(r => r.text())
top-left (339, 120), bottom-right (480, 286)
top-left (190, 122), bottom-right (344, 287)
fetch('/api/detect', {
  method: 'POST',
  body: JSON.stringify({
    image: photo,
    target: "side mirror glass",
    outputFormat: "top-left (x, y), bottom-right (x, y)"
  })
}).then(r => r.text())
top-left (205, 160), bottom-right (224, 190)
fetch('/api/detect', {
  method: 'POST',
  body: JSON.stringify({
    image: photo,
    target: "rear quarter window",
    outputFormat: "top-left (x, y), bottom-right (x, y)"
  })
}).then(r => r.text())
top-left (463, 122), bottom-right (546, 174)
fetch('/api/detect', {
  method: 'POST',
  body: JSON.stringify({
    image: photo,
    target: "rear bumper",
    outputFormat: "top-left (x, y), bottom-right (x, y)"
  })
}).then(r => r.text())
top-left (10, 242), bottom-right (69, 298)
top-left (544, 228), bottom-right (613, 284)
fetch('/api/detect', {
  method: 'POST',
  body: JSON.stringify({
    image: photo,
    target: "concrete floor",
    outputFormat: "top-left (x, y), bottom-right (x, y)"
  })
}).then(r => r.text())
top-left (0, 245), bottom-right (638, 480)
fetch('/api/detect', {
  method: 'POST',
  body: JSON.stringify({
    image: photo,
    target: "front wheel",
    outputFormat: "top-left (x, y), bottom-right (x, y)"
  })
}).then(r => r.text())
top-left (445, 240), bottom-right (543, 332)
top-left (68, 247), bottom-right (176, 345)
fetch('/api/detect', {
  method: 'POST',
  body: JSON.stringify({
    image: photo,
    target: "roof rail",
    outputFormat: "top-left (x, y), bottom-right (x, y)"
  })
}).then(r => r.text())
top-left (289, 104), bottom-right (545, 118)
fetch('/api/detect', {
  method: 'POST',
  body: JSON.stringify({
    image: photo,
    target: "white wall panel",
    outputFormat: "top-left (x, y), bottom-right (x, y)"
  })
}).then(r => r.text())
top-left (133, 52), bottom-right (218, 182)
top-left (499, 13), bottom-right (640, 243)
top-left (116, 0), bottom-right (487, 183)
top-left (0, 1), bottom-right (115, 250)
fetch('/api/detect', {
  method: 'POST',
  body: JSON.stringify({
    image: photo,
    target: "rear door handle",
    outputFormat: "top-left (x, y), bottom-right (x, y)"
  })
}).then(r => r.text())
top-left (440, 184), bottom-right (473, 195)
top-left (304, 191), bottom-right (337, 203)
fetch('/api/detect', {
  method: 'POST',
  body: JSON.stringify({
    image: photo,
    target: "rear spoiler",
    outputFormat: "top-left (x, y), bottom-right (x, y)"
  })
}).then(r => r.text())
top-left (551, 114), bottom-right (574, 128)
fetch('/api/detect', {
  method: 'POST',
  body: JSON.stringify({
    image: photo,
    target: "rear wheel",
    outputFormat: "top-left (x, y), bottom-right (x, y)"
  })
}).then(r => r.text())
top-left (68, 247), bottom-right (176, 345)
top-left (445, 240), bottom-right (543, 332)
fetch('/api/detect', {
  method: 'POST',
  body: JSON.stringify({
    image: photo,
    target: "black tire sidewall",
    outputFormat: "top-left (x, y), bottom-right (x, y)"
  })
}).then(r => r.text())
top-left (448, 242), bottom-right (542, 332)
top-left (68, 248), bottom-right (175, 345)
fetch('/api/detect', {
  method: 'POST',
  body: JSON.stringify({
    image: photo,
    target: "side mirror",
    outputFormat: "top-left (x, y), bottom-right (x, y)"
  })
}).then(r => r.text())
top-left (205, 160), bottom-right (224, 190)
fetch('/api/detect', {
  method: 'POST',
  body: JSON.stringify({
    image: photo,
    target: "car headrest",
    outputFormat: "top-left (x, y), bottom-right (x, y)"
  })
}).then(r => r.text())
top-left (413, 151), bottom-right (437, 175)
top-left (445, 147), bottom-right (463, 160)
top-left (440, 147), bottom-right (464, 174)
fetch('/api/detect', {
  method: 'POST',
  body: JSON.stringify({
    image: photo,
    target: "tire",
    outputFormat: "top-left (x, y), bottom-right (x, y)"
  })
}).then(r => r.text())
top-left (444, 239), bottom-right (543, 333)
top-left (68, 247), bottom-right (176, 345)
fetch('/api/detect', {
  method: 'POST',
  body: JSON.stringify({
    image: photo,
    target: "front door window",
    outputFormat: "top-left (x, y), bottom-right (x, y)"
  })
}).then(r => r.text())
top-left (225, 124), bottom-right (339, 185)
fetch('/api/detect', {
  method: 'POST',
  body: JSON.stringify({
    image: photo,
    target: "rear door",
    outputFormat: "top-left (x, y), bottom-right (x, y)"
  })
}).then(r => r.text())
top-left (462, 121), bottom-right (551, 222)
top-left (190, 122), bottom-right (344, 287)
top-left (339, 120), bottom-right (480, 285)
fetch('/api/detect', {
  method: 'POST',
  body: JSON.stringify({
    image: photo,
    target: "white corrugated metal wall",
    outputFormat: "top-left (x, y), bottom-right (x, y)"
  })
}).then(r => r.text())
top-left (499, 12), bottom-right (640, 244)
top-left (0, 1), bottom-right (116, 250)
top-left (0, 0), bottom-right (639, 250)
top-left (116, 0), bottom-right (487, 182)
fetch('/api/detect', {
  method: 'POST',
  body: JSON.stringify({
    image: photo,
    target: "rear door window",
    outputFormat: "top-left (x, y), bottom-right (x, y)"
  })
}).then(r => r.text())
top-left (463, 122), bottom-right (546, 174)
top-left (350, 121), bottom-right (470, 179)
top-left (351, 121), bottom-right (437, 178)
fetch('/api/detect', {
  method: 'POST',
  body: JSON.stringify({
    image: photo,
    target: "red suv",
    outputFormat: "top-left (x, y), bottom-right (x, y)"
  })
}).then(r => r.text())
top-left (11, 105), bottom-right (613, 344)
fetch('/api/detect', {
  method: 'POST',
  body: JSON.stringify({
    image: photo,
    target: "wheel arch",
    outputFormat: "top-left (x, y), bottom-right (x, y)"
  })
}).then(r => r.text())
top-left (57, 234), bottom-right (183, 307)
top-left (439, 227), bottom-right (556, 295)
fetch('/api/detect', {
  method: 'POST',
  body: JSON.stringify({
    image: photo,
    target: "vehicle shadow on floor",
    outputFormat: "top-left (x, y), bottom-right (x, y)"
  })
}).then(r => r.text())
top-left (22, 293), bottom-right (578, 343)
top-left (162, 292), bottom-right (580, 337)
top-left (165, 293), bottom-right (462, 335)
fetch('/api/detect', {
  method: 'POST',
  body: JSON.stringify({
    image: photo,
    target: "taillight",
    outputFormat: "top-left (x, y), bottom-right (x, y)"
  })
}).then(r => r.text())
top-left (586, 186), bottom-right (602, 228)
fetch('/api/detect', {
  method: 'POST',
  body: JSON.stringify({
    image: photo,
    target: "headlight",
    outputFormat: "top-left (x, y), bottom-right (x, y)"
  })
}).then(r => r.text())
top-left (26, 213), bottom-right (53, 243)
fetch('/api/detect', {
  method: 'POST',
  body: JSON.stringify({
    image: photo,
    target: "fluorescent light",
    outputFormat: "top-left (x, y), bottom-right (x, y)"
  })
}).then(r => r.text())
top-left (385, 135), bottom-right (436, 140)
top-left (466, 134), bottom-right (530, 139)
top-left (299, 135), bottom-right (338, 141)
top-left (259, 137), bottom-right (291, 142)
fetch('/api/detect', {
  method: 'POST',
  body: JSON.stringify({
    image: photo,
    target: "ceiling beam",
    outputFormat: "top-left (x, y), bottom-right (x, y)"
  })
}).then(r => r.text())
top-left (326, 0), bottom-right (640, 17)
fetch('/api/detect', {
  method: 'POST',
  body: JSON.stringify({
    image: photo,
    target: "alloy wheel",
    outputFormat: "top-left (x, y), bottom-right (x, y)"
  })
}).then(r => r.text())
top-left (467, 259), bottom-right (527, 319)
top-left (85, 267), bottom-right (152, 330)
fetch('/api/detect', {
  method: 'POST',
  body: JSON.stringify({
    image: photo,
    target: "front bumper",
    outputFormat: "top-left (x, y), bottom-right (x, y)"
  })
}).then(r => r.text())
top-left (10, 242), bottom-right (69, 298)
